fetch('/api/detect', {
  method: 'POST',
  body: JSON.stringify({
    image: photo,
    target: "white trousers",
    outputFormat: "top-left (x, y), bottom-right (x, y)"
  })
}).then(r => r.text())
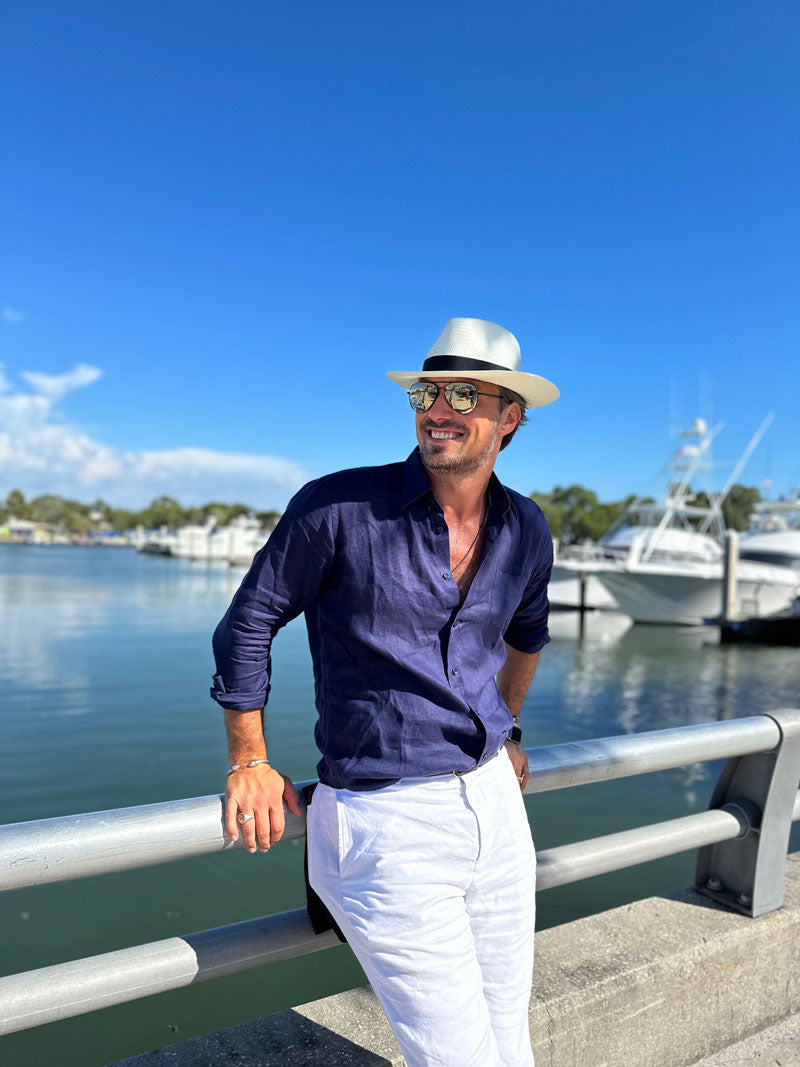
top-left (307, 747), bottom-right (536, 1067)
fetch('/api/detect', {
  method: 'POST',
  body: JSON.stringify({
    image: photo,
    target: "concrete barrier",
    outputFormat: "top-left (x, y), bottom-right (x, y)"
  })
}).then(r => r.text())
top-left (117, 852), bottom-right (800, 1067)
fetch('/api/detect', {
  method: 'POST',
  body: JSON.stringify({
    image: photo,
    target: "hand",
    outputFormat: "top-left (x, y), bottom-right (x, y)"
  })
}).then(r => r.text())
top-left (224, 764), bottom-right (302, 853)
top-left (504, 740), bottom-right (529, 791)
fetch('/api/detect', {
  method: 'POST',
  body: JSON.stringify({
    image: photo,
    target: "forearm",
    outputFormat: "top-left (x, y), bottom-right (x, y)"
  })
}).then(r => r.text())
top-left (496, 644), bottom-right (541, 718)
top-left (225, 708), bottom-right (268, 765)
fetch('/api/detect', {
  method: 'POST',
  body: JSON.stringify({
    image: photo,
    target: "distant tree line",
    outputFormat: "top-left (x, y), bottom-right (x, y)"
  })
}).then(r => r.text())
top-left (1, 489), bottom-right (282, 537)
top-left (529, 483), bottom-right (761, 546)
top-left (1, 482), bottom-right (763, 543)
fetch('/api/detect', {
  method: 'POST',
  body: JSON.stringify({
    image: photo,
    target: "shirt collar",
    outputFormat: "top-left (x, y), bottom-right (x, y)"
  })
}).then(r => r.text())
top-left (401, 448), bottom-right (434, 509)
top-left (400, 447), bottom-right (511, 518)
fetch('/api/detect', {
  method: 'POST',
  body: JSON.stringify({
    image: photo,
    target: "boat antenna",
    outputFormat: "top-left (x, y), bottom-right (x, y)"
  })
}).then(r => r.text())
top-left (697, 413), bottom-right (775, 534)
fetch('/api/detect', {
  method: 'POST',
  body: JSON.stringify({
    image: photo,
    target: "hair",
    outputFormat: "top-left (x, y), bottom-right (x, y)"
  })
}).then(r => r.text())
top-left (496, 386), bottom-right (528, 451)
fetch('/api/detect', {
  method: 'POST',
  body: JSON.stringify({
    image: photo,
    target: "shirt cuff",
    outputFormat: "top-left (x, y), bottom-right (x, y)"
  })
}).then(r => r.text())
top-left (503, 629), bottom-right (551, 655)
top-left (209, 673), bottom-right (268, 712)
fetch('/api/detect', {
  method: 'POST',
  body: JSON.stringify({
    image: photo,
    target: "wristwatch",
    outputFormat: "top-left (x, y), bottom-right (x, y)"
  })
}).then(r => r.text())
top-left (507, 722), bottom-right (522, 746)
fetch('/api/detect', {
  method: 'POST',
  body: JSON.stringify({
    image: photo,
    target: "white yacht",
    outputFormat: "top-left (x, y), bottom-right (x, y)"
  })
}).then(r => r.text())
top-left (554, 420), bottom-right (800, 625)
top-left (207, 515), bottom-right (268, 567)
top-left (593, 542), bottom-right (797, 625)
top-left (172, 518), bottom-right (217, 560)
top-left (138, 514), bottom-right (273, 566)
top-left (548, 567), bottom-right (619, 610)
top-left (739, 494), bottom-right (800, 574)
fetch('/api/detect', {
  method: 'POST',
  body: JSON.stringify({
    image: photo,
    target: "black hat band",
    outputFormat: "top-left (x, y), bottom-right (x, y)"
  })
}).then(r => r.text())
top-left (422, 355), bottom-right (511, 373)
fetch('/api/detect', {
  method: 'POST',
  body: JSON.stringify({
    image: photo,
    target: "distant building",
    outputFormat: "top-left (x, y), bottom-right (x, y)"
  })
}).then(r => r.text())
top-left (1, 517), bottom-right (54, 544)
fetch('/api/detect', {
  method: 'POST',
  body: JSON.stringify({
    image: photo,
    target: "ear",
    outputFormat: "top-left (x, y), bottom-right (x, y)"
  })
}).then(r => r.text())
top-left (499, 402), bottom-right (521, 439)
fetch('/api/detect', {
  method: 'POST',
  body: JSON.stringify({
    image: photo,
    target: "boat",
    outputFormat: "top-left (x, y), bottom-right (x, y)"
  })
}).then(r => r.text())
top-left (739, 493), bottom-right (800, 573)
top-left (172, 518), bottom-right (217, 560)
top-left (137, 515), bottom-right (271, 566)
top-left (548, 564), bottom-right (619, 610)
top-left (555, 419), bottom-right (800, 625)
top-left (207, 515), bottom-right (267, 567)
top-left (549, 541), bottom-right (620, 611)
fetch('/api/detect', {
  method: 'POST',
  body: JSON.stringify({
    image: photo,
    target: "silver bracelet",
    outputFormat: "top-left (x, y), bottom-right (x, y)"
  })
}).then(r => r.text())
top-left (227, 759), bottom-right (270, 776)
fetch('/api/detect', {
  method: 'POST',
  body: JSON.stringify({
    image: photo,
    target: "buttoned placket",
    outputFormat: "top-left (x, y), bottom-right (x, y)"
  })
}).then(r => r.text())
top-left (431, 498), bottom-right (506, 702)
top-left (451, 507), bottom-right (505, 766)
top-left (426, 499), bottom-right (461, 688)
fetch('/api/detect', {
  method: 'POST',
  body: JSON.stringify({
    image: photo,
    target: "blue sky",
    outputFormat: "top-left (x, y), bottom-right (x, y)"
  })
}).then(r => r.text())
top-left (2, 1), bottom-right (798, 510)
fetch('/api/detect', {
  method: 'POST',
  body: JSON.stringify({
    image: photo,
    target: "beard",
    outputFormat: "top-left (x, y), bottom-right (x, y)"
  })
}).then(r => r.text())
top-left (418, 418), bottom-right (500, 477)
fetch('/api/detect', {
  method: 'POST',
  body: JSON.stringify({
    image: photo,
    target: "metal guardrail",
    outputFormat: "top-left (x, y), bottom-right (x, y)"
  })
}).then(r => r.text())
top-left (1, 710), bottom-right (799, 1036)
top-left (0, 716), bottom-right (782, 891)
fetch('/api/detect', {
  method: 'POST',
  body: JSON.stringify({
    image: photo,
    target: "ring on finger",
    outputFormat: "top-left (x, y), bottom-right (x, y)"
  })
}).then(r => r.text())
top-left (237, 812), bottom-right (255, 824)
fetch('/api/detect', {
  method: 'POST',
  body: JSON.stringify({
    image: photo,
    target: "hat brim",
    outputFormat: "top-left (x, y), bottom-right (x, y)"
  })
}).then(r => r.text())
top-left (386, 369), bottom-right (559, 409)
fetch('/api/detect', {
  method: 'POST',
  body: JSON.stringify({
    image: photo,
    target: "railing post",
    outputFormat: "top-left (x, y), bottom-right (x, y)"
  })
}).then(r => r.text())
top-left (695, 709), bottom-right (800, 917)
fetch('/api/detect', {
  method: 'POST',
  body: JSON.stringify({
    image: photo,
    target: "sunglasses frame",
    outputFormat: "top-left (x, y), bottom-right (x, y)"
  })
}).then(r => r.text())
top-left (408, 381), bottom-right (503, 414)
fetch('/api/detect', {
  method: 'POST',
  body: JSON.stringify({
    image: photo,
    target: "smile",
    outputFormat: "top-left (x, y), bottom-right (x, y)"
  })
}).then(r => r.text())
top-left (427, 429), bottom-right (465, 440)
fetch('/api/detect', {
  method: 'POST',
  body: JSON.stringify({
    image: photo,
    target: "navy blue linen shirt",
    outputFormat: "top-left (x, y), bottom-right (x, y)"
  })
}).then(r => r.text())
top-left (211, 448), bottom-right (552, 791)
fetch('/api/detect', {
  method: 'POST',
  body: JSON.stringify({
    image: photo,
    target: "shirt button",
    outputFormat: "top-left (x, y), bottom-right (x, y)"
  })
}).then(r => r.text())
top-left (451, 667), bottom-right (458, 676)
top-left (442, 572), bottom-right (450, 580)
top-left (435, 526), bottom-right (445, 534)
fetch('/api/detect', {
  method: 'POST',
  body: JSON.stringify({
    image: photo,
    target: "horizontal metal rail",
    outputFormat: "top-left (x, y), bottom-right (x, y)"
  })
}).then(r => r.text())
top-left (536, 807), bottom-right (747, 889)
top-left (0, 716), bottom-right (780, 892)
top-left (0, 909), bottom-right (339, 1035)
top-left (529, 715), bottom-right (780, 792)
top-left (3, 798), bottom-right (798, 1035)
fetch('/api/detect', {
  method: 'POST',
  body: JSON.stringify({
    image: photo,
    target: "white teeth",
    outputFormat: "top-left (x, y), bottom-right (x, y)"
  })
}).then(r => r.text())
top-left (430, 431), bottom-right (461, 440)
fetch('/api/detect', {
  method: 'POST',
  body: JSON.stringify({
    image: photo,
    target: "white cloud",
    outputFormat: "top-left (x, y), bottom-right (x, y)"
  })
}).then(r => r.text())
top-left (21, 363), bottom-right (103, 401)
top-left (0, 364), bottom-right (309, 509)
top-left (2, 306), bottom-right (25, 325)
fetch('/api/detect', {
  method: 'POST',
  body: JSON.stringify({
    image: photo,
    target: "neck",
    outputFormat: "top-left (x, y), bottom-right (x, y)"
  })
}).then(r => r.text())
top-left (426, 466), bottom-right (493, 521)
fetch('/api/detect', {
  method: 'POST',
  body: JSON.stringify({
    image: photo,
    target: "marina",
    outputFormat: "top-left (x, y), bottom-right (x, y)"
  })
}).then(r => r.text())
top-left (4, 4), bottom-right (797, 1062)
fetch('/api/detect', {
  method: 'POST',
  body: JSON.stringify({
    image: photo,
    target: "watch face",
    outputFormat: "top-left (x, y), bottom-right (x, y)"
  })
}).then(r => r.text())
top-left (508, 725), bottom-right (522, 744)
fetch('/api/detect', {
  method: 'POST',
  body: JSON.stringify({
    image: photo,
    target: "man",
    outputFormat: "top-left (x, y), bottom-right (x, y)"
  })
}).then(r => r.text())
top-left (211, 317), bottom-right (558, 1066)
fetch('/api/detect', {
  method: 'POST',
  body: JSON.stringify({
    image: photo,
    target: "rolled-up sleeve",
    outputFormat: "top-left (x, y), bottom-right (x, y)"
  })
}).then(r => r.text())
top-left (503, 532), bottom-right (553, 655)
top-left (210, 480), bottom-right (335, 712)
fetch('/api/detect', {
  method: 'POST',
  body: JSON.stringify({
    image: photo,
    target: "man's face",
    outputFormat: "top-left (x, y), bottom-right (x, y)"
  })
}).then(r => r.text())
top-left (415, 377), bottom-right (520, 477)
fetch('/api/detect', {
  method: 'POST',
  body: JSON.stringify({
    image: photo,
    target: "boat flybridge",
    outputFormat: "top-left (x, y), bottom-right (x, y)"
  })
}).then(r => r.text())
top-left (550, 418), bottom-right (800, 625)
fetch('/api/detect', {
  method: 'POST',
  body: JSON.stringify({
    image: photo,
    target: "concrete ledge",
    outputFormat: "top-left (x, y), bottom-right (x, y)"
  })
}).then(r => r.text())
top-left (118, 853), bottom-right (800, 1067)
top-left (529, 852), bottom-right (800, 1066)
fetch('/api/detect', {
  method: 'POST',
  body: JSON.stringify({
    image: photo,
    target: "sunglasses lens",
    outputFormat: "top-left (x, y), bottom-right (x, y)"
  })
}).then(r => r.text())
top-left (408, 383), bottom-right (437, 412)
top-left (445, 384), bottom-right (478, 412)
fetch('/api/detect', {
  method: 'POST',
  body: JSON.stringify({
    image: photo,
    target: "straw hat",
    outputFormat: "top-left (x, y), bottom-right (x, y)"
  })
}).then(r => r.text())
top-left (387, 317), bottom-right (559, 408)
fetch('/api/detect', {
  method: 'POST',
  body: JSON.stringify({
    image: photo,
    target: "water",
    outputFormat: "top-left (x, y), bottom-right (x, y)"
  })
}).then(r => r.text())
top-left (1, 545), bottom-right (798, 1065)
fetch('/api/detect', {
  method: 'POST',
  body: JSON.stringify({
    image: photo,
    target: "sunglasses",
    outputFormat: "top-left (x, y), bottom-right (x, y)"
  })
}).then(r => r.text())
top-left (408, 381), bottom-right (502, 414)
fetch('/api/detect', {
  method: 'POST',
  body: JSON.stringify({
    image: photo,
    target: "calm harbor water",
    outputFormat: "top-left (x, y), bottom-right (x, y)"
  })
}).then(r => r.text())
top-left (2, 544), bottom-right (799, 1066)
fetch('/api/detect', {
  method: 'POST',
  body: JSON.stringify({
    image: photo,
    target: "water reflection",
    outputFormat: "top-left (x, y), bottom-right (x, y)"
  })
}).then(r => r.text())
top-left (544, 611), bottom-right (800, 734)
top-left (533, 610), bottom-right (800, 808)
top-left (0, 548), bottom-right (247, 697)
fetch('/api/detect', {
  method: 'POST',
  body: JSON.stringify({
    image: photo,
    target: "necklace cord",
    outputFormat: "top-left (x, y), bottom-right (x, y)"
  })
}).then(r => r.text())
top-left (451, 495), bottom-right (489, 575)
